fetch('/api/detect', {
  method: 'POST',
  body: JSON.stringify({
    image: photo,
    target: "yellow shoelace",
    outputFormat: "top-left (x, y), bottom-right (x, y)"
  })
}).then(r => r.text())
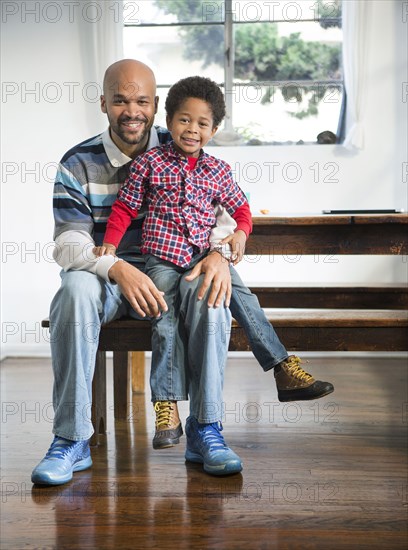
top-left (154, 401), bottom-right (175, 428)
top-left (285, 356), bottom-right (313, 382)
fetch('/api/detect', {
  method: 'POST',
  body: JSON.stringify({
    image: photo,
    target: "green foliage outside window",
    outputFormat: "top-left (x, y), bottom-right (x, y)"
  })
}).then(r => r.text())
top-left (154, 0), bottom-right (342, 120)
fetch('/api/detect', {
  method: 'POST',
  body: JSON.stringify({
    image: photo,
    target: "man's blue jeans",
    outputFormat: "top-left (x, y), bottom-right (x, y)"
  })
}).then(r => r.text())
top-left (49, 264), bottom-right (231, 440)
top-left (50, 270), bottom-right (131, 441)
top-left (49, 264), bottom-right (288, 441)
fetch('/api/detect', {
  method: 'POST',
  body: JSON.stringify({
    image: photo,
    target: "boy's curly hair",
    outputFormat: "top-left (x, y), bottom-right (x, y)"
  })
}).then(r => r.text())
top-left (165, 76), bottom-right (226, 128)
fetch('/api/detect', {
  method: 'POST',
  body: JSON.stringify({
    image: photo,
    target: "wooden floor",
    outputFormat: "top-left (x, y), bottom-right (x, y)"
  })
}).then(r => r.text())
top-left (1, 355), bottom-right (407, 550)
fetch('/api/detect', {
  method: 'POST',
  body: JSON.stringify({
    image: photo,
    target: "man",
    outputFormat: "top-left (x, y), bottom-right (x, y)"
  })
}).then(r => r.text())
top-left (32, 59), bottom-right (333, 486)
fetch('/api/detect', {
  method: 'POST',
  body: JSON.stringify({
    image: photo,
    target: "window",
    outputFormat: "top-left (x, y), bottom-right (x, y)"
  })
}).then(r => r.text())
top-left (123, 0), bottom-right (343, 145)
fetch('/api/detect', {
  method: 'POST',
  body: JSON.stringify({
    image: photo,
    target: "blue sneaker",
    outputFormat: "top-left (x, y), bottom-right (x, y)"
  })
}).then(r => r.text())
top-left (31, 436), bottom-right (92, 485)
top-left (185, 416), bottom-right (243, 476)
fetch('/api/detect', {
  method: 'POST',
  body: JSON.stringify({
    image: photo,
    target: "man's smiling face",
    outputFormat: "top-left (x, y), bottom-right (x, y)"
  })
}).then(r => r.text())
top-left (100, 60), bottom-right (158, 157)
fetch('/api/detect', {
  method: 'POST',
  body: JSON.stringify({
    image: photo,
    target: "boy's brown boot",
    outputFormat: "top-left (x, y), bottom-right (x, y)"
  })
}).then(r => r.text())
top-left (152, 401), bottom-right (183, 449)
top-left (274, 355), bottom-right (334, 402)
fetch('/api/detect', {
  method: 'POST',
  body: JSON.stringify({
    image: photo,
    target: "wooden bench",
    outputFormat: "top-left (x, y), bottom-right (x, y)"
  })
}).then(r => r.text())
top-left (42, 214), bottom-right (408, 443)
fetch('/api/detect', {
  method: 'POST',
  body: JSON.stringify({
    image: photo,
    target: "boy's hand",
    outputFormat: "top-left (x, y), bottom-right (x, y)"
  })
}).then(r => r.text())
top-left (220, 229), bottom-right (247, 265)
top-left (93, 243), bottom-right (117, 257)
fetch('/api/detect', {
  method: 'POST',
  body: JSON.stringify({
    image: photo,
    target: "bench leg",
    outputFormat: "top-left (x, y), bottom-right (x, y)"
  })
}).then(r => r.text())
top-left (113, 351), bottom-right (130, 420)
top-left (90, 350), bottom-right (107, 446)
top-left (131, 352), bottom-right (145, 394)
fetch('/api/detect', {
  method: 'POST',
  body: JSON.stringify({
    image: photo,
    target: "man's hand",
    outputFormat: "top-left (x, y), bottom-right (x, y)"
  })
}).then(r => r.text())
top-left (109, 261), bottom-right (168, 318)
top-left (184, 251), bottom-right (231, 308)
top-left (220, 229), bottom-right (247, 265)
top-left (93, 243), bottom-right (117, 257)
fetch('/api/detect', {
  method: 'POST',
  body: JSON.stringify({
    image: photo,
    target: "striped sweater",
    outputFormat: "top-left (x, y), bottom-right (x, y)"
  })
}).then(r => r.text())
top-left (53, 126), bottom-right (172, 261)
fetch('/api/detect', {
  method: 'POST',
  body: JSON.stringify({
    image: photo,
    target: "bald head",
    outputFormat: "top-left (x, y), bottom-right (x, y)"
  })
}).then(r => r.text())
top-left (100, 59), bottom-right (158, 158)
top-left (103, 59), bottom-right (156, 96)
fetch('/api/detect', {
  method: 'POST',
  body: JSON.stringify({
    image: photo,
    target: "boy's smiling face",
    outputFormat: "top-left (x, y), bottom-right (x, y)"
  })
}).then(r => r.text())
top-left (166, 98), bottom-right (219, 158)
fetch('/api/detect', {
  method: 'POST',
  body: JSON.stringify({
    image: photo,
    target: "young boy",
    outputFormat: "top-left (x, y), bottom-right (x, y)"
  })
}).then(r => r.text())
top-left (97, 76), bottom-right (334, 474)
top-left (97, 76), bottom-right (251, 475)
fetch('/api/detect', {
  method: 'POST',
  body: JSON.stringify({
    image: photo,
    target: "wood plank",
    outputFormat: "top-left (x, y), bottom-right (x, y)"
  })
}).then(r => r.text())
top-left (246, 214), bottom-right (408, 255)
top-left (113, 351), bottom-right (129, 420)
top-left (43, 306), bottom-right (408, 353)
top-left (229, 325), bottom-right (407, 352)
top-left (250, 285), bottom-right (408, 309)
top-left (98, 309), bottom-right (408, 330)
top-left (90, 350), bottom-right (106, 446)
top-left (256, 309), bottom-right (408, 327)
top-left (96, 310), bottom-right (408, 352)
top-left (245, 225), bottom-right (407, 255)
top-left (130, 351), bottom-right (145, 393)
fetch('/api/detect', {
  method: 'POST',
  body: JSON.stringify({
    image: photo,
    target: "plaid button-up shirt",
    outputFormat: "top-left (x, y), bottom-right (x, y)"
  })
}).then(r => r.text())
top-left (107, 142), bottom-right (248, 268)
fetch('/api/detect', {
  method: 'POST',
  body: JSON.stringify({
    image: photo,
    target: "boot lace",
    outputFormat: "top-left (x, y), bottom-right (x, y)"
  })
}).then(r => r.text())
top-left (154, 401), bottom-right (176, 428)
top-left (285, 356), bottom-right (313, 382)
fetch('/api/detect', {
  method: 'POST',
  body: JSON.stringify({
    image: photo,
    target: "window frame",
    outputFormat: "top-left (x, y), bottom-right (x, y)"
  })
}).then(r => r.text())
top-left (123, 0), bottom-right (344, 145)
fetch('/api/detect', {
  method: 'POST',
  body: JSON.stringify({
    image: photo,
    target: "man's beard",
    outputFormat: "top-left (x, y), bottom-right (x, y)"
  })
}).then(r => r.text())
top-left (117, 117), bottom-right (149, 144)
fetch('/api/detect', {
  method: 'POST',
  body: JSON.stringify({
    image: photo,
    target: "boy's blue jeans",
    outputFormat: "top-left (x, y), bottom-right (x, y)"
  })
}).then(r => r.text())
top-left (145, 253), bottom-right (231, 424)
top-left (49, 263), bottom-right (288, 441)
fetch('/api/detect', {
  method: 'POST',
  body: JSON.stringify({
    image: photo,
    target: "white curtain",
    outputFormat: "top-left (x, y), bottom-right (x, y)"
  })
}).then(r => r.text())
top-left (78, 1), bottom-right (124, 84)
top-left (342, 0), bottom-right (372, 150)
top-left (76, 1), bottom-right (124, 131)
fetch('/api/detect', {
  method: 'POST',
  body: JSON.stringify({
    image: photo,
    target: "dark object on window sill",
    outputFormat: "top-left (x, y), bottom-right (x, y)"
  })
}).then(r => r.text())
top-left (317, 130), bottom-right (337, 144)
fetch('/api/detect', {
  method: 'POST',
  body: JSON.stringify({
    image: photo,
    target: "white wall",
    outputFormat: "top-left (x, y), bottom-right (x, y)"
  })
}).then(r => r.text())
top-left (1, 1), bottom-right (407, 357)
top-left (1, 2), bottom-right (110, 357)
